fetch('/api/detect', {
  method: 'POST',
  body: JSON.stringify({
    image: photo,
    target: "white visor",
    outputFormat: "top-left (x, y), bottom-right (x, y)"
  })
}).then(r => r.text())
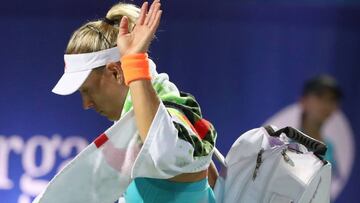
top-left (52, 47), bottom-right (120, 95)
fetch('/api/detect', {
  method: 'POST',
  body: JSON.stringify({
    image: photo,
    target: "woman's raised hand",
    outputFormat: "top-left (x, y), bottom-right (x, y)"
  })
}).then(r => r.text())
top-left (117, 0), bottom-right (162, 56)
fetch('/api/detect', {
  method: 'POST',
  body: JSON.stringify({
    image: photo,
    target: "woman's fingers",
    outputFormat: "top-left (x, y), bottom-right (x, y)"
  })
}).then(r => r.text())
top-left (118, 16), bottom-right (129, 36)
top-left (148, 3), bottom-right (161, 27)
top-left (149, 4), bottom-right (162, 29)
top-left (137, 2), bottom-right (148, 25)
top-left (149, 10), bottom-right (162, 30)
top-left (144, 0), bottom-right (160, 25)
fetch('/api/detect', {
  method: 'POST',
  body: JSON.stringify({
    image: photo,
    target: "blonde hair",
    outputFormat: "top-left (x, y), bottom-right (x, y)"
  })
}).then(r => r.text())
top-left (65, 3), bottom-right (140, 54)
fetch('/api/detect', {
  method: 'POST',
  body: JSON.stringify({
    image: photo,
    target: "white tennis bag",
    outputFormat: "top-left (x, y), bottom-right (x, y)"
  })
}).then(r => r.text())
top-left (214, 126), bottom-right (331, 203)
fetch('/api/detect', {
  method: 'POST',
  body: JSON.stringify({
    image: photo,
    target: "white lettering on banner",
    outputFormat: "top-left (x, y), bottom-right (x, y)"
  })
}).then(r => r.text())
top-left (22, 135), bottom-right (62, 178)
top-left (20, 174), bottom-right (50, 197)
top-left (20, 134), bottom-right (62, 198)
top-left (57, 136), bottom-right (89, 172)
top-left (20, 135), bottom-right (89, 202)
top-left (18, 193), bottom-right (31, 203)
top-left (0, 135), bottom-right (24, 190)
top-left (0, 134), bottom-right (89, 203)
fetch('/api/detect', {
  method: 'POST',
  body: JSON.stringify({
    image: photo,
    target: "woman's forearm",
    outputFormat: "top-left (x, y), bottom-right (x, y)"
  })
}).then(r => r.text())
top-left (129, 79), bottom-right (160, 142)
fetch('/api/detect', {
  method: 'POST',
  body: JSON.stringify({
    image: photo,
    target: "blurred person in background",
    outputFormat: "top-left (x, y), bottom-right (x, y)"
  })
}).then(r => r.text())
top-left (265, 74), bottom-right (355, 201)
top-left (300, 75), bottom-right (342, 172)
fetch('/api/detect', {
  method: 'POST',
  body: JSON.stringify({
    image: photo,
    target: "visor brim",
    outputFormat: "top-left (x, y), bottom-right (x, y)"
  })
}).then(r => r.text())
top-left (52, 70), bottom-right (92, 95)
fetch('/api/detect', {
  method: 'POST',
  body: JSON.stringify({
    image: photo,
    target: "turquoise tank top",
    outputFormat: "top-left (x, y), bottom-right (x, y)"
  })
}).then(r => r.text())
top-left (124, 178), bottom-right (216, 203)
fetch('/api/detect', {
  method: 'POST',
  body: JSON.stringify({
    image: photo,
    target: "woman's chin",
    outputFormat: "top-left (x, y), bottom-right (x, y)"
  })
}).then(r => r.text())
top-left (105, 112), bottom-right (121, 121)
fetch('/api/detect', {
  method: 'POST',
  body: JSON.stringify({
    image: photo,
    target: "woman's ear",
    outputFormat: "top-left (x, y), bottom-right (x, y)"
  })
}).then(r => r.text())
top-left (105, 62), bottom-right (125, 85)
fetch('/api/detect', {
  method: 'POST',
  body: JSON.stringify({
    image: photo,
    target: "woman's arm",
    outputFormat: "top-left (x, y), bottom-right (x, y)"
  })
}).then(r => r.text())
top-left (116, 0), bottom-right (162, 142)
top-left (129, 80), bottom-right (160, 142)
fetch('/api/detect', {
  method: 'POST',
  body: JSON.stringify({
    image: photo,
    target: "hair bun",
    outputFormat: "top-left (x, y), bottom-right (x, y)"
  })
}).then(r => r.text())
top-left (103, 17), bottom-right (117, 26)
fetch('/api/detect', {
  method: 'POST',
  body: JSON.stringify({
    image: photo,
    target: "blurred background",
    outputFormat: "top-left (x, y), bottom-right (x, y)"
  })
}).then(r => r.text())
top-left (0, 0), bottom-right (359, 202)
